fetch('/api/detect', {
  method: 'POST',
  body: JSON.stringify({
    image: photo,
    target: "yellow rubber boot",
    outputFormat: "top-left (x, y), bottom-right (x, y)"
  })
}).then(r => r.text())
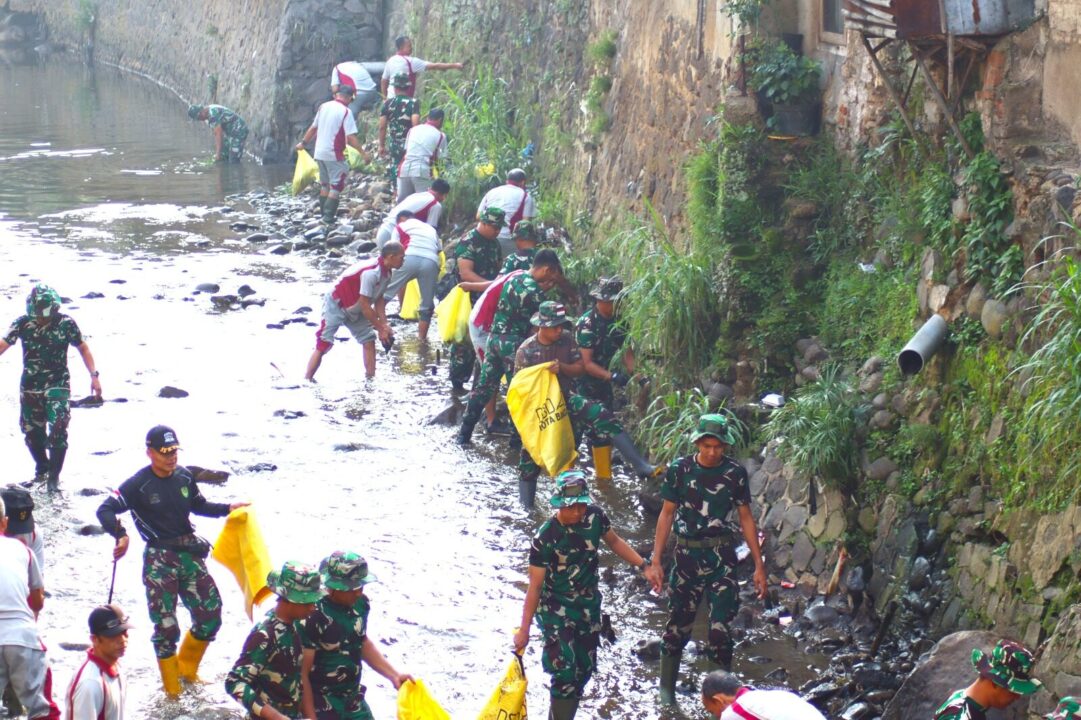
top-left (157, 655), bottom-right (181, 697)
top-left (177, 631), bottom-right (210, 682)
top-left (592, 445), bottom-right (613, 481)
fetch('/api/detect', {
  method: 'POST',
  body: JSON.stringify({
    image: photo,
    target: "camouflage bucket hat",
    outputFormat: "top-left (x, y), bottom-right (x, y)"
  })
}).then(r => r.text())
top-left (550, 470), bottom-right (591, 508)
top-left (691, 413), bottom-right (739, 446)
top-left (26, 284), bottom-right (61, 318)
top-left (479, 206), bottom-right (506, 228)
top-left (531, 301), bottom-right (571, 328)
top-left (391, 72), bottom-right (411, 89)
top-left (267, 561), bottom-right (323, 604)
top-left (513, 220), bottom-right (538, 241)
top-left (320, 551), bottom-right (378, 592)
top-left (972, 640), bottom-right (1042, 695)
top-left (187, 104), bottom-right (204, 120)
top-left (590, 276), bottom-right (624, 301)
top-left (1046, 698), bottom-right (1081, 720)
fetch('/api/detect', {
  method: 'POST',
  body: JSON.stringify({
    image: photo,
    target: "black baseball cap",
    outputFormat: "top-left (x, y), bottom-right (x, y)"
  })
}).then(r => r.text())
top-left (89, 604), bottom-right (133, 637)
top-left (1, 485), bottom-right (34, 535)
top-left (146, 425), bottom-right (180, 452)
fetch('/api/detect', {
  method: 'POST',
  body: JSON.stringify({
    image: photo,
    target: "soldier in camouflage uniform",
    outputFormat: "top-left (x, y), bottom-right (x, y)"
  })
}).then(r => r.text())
top-left (188, 104), bottom-right (249, 162)
top-left (302, 552), bottom-right (412, 720)
top-left (513, 302), bottom-right (662, 506)
top-left (575, 277), bottom-right (636, 481)
top-left (1046, 698), bottom-right (1081, 720)
top-left (457, 249), bottom-right (565, 446)
top-left (97, 425), bottom-right (250, 696)
top-left (513, 471), bottom-right (647, 720)
top-left (645, 414), bottom-right (767, 704)
top-left (932, 640), bottom-right (1042, 720)
top-left (448, 207), bottom-right (506, 392)
top-left (500, 220), bottom-right (540, 274)
top-left (227, 561), bottom-right (323, 720)
top-left (0, 284), bottom-right (101, 492)
top-left (378, 73), bottom-right (421, 182)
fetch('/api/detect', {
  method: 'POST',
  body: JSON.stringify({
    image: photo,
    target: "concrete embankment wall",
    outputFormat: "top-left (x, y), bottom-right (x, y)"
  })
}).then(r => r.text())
top-left (13, 0), bottom-right (385, 161)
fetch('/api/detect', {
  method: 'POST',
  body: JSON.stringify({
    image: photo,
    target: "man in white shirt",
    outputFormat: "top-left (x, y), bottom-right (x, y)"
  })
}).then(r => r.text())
top-left (383, 211), bottom-right (441, 341)
top-left (396, 108), bottom-right (447, 201)
top-left (701, 671), bottom-right (827, 720)
top-left (375, 179), bottom-right (450, 248)
top-left (295, 85), bottom-right (371, 225)
top-left (380, 35), bottom-right (464, 98)
top-left (477, 168), bottom-right (536, 257)
top-left (66, 605), bottom-right (130, 720)
top-left (0, 495), bottom-right (58, 720)
top-left (330, 61), bottom-right (381, 116)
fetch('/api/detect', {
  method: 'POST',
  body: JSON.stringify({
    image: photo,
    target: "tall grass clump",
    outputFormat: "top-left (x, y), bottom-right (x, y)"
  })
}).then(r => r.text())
top-left (427, 70), bottom-right (533, 221)
top-left (637, 388), bottom-right (749, 459)
top-left (1014, 249), bottom-right (1081, 506)
top-left (763, 364), bottom-right (862, 493)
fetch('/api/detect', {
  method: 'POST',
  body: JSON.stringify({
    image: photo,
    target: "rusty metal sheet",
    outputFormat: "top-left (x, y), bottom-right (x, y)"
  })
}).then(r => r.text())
top-left (941, 0), bottom-right (1035, 34)
top-left (892, 0), bottom-right (943, 37)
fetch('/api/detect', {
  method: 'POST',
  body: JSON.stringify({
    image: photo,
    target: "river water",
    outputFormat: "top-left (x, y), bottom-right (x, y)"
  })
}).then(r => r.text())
top-left (0, 61), bottom-right (825, 719)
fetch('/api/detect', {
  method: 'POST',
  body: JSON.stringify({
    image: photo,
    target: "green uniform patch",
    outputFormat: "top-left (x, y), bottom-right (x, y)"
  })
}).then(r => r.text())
top-left (500, 247), bottom-right (536, 274)
top-left (933, 689), bottom-right (988, 720)
top-left (658, 454), bottom-right (751, 667)
top-left (529, 505), bottom-right (610, 699)
top-left (449, 229), bottom-right (503, 385)
top-left (381, 96), bottom-right (421, 181)
top-left (205, 105), bottom-right (248, 162)
top-left (143, 546), bottom-right (223, 658)
top-left (574, 307), bottom-right (628, 407)
top-left (226, 608), bottom-right (305, 719)
top-left (304, 595), bottom-right (373, 720)
top-left (5, 314), bottom-right (83, 452)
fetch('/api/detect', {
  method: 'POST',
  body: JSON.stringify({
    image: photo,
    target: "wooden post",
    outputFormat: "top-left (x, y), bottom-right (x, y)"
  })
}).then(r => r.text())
top-left (860, 33), bottom-right (923, 156)
top-left (913, 45), bottom-right (976, 158)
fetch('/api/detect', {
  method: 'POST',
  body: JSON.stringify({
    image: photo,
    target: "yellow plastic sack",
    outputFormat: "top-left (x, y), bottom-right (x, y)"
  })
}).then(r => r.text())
top-left (435, 286), bottom-right (472, 344)
top-left (397, 679), bottom-right (451, 720)
top-left (477, 654), bottom-right (527, 720)
top-left (211, 508), bottom-right (274, 620)
top-left (400, 252), bottom-right (447, 321)
top-left (345, 145), bottom-right (365, 170)
top-left (291, 149), bottom-right (318, 196)
top-left (506, 364), bottom-right (576, 476)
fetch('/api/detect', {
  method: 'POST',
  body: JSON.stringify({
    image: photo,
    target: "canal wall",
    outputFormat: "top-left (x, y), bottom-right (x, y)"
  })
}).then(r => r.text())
top-left (12, 0), bottom-right (385, 161)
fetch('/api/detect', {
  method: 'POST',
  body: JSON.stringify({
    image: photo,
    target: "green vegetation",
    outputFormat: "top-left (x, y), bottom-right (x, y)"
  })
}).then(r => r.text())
top-left (748, 41), bottom-right (821, 106)
top-left (587, 30), bottom-right (618, 63)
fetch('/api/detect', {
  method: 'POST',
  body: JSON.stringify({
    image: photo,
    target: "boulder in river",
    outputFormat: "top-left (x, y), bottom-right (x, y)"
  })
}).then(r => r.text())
top-left (244, 463), bottom-right (278, 473)
top-left (158, 386), bottom-right (189, 399)
top-left (185, 465), bottom-right (231, 484)
top-left (237, 284), bottom-right (256, 297)
top-left (245, 233), bottom-right (269, 243)
top-left (195, 283), bottom-right (220, 293)
top-left (82, 291), bottom-right (105, 299)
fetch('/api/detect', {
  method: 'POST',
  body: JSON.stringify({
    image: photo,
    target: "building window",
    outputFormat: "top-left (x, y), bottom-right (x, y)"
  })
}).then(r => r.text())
top-left (821, 0), bottom-right (845, 43)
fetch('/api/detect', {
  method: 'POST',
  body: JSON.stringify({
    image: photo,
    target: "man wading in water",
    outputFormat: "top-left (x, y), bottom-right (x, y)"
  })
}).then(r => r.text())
top-left (187, 104), bottom-right (249, 162)
top-left (96, 425), bottom-right (250, 696)
top-left (0, 284), bottom-right (101, 492)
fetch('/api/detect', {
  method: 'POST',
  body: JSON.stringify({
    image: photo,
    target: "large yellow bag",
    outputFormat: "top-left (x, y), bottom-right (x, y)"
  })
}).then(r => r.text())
top-left (397, 679), bottom-right (451, 720)
top-left (477, 654), bottom-right (527, 720)
top-left (400, 253), bottom-right (447, 321)
top-left (506, 364), bottom-right (576, 476)
top-left (211, 508), bottom-right (274, 620)
top-left (291, 149), bottom-right (318, 195)
top-left (435, 286), bottom-right (472, 343)
top-left (345, 145), bottom-right (365, 170)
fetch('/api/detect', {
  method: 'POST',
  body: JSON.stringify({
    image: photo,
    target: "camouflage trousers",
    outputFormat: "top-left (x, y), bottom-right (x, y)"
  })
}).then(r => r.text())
top-left (20, 388), bottom-right (70, 451)
top-left (143, 546), bottom-right (223, 658)
top-left (661, 543), bottom-right (739, 667)
top-left (462, 334), bottom-right (520, 427)
top-left (518, 391), bottom-right (624, 479)
top-left (448, 337), bottom-right (475, 386)
top-left (537, 599), bottom-right (601, 700)
top-left (385, 141), bottom-right (406, 181)
top-left (313, 687), bottom-right (372, 720)
top-left (219, 131), bottom-right (247, 162)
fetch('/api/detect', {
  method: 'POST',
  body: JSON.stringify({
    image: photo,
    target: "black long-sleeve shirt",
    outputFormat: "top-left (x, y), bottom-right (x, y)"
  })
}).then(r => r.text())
top-left (96, 465), bottom-right (230, 541)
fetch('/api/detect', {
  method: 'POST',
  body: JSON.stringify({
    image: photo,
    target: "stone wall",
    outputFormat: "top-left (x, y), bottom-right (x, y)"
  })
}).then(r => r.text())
top-left (13, 0), bottom-right (384, 160)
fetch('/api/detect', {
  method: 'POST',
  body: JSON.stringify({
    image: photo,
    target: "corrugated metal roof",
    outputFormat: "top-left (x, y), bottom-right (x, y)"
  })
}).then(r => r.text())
top-left (844, 0), bottom-right (1035, 38)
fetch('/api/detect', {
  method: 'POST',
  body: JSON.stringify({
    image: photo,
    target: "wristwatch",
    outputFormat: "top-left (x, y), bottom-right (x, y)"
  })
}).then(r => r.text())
top-left (90, 371), bottom-right (100, 378)
top-left (636, 560), bottom-right (648, 573)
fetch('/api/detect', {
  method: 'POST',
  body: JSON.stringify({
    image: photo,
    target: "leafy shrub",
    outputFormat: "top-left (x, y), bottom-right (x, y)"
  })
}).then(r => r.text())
top-left (588, 30), bottom-right (618, 63)
top-left (748, 41), bottom-right (821, 105)
top-left (637, 388), bottom-right (749, 458)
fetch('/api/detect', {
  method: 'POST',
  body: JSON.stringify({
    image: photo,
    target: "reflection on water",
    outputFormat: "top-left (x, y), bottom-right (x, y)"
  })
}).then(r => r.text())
top-left (0, 61), bottom-right (827, 720)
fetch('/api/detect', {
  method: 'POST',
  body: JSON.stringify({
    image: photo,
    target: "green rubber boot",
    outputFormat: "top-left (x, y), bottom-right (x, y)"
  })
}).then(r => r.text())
top-left (659, 651), bottom-right (681, 705)
top-left (322, 196), bottom-right (339, 225)
top-left (548, 697), bottom-right (580, 720)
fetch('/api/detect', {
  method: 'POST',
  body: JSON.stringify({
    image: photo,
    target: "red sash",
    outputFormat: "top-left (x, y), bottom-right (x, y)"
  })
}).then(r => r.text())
top-left (472, 270), bottom-right (524, 331)
top-left (401, 54), bottom-right (416, 97)
top-left (509, 187), bottom-right (529, 231)
top-left (415, 193), bottom-right (439, 223)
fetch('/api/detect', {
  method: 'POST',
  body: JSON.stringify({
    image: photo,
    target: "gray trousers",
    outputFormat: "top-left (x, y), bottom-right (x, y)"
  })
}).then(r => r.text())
top-left (396, 175), bottom-right (432, 202)
top-left (375, 225), bottom-right (394, 249)
top-left (349, 88), bottom-right (381, 116)
top-left (384, 254), bottom-right (439, 321)
top-left (0, 644), bottom-right (56, 719)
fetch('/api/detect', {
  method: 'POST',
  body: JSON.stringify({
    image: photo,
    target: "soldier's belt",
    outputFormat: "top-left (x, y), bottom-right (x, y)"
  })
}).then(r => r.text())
top-left (675, 535), bottom-right (727, 549)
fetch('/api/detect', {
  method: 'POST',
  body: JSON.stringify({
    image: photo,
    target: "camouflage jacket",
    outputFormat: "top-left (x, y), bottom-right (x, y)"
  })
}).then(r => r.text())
top-left (303, 595), bottom-right (370, 697)
top-left (529, 505), bottom-right (610, 609)
top-left (489, 272), bottom-right (546, 339)
top-left (660, 455), bottom-right (751, 541)
top-left (454, 229), bottom-right (503, 301)
top-left (574, 307), bottom-right (628, 369)
top-left (500, 247), bottom-right (536, 275)
top-left (933, 689), bottom-right (987, 720)
top-left (205, 105), bottom-right (248, 138)
top-left (382, 96), bottom-right (421, 146)
top-left (226, 609), bottom-right (305, 717)
top-left (3, 314), bottom-right (83, 392)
